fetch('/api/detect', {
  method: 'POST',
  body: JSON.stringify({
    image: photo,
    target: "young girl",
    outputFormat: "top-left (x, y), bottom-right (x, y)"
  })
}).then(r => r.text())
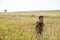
top-left (35, 16), bottom-right (44, 35)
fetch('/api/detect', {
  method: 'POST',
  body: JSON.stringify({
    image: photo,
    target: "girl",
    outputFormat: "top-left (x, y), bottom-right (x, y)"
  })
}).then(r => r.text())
top-left (35, 16), bottom-right (44, 35)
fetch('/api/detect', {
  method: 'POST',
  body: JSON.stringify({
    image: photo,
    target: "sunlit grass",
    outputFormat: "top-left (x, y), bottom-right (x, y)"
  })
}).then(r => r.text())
top-left (0, 11), bottom-right (60, 40)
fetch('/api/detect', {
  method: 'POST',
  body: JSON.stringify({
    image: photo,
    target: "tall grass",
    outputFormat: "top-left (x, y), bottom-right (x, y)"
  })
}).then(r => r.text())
top-left (0, 11), bottom-right (60, 40)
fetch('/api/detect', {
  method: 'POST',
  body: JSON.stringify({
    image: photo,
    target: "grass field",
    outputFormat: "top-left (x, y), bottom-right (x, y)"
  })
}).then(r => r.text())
top-left (0, 10), bottom-right (60, 40)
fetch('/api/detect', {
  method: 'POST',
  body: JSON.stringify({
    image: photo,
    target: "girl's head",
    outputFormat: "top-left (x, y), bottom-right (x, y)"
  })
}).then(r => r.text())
top-left (39, 16), bottom-right (44, 22)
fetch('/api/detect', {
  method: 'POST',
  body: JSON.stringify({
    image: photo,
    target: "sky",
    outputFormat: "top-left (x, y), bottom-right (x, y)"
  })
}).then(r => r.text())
top-left (0, 0), bottom-right (60, 12)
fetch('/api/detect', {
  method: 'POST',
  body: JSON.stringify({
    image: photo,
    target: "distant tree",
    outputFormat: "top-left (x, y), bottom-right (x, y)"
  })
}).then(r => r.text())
top-left (31, 15), bottom-right (35, 17)
top-left (4, 10), bottom-right (7, 12)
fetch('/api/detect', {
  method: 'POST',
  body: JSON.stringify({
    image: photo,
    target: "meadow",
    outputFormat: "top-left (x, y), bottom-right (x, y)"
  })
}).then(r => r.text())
top-left (0, 10), bottom-right (60, 40)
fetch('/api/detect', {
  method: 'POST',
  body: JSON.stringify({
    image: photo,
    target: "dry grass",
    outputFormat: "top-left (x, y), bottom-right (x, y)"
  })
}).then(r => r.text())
top-left (0, 11), bottom-right (60, 40)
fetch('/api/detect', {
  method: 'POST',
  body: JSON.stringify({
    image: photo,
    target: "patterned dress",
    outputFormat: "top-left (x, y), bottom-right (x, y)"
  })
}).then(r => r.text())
top-left (35, 22), bottom-right (44, 35)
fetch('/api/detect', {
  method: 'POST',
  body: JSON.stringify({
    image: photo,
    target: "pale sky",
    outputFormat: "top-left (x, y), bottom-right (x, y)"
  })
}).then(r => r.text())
top-left (0, 0), bottom-right (60, 12)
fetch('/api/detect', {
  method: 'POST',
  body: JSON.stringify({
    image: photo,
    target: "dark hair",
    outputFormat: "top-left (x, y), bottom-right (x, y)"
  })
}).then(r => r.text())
top-left (39, 16), bottom-right (44, 19)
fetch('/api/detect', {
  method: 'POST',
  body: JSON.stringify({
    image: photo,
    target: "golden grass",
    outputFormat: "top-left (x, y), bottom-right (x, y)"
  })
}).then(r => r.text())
top-left (0, 11), bottom-right (60, 40)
